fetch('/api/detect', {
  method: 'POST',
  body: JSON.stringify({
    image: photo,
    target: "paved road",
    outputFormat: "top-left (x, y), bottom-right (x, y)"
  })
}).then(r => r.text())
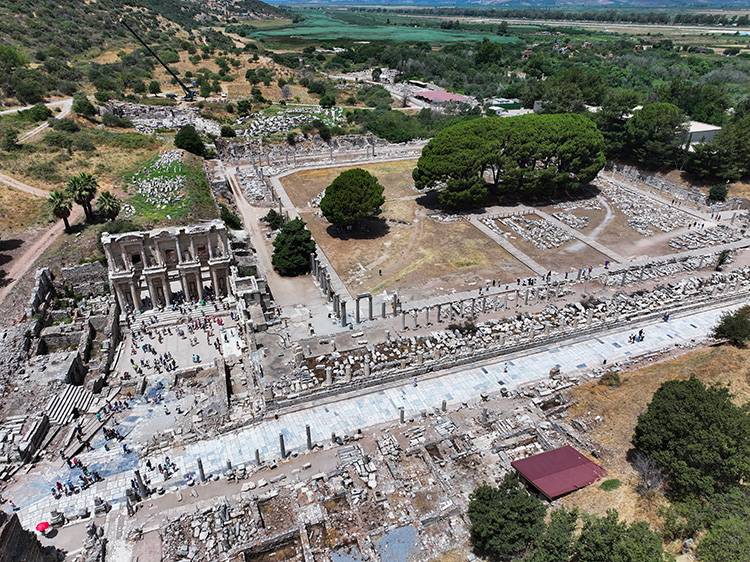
top-left (1, 98), bottom-right (74, 142)
top-left (13, 297), bottom-right (740, 528)
top-left (18, 98), bottom-right (73, 143)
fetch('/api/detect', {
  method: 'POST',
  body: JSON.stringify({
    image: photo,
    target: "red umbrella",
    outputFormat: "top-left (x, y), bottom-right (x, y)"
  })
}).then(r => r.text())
top-left (36, 521), bottom-right (50, 533)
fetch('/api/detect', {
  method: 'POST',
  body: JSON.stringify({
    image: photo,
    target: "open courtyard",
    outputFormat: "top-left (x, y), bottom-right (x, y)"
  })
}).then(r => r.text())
top-left (281, 160), bottom-right (532, 299)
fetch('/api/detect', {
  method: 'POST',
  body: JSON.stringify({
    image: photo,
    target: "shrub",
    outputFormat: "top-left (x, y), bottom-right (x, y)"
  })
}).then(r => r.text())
top-left (262, 209), bottom-right (285, 230)
top-left (72, 94), bottom-right (97, 118)
top-left (219, 203), bottom-right (242, 229)
top-left (713, 305), bottom-right (750, 346)
top-left (708, 183), bottom-right (729, 202)
top-left (174, 125), bottom-right (205, 156)
top-left (101, 113), bottom-right (133, 128)
top-left (51, 118), bottom-right (80, 133)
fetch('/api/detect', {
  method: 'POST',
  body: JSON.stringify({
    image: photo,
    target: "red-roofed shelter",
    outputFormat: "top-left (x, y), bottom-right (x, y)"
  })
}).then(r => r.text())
top-left (511, 445), bottom-right (606, 500)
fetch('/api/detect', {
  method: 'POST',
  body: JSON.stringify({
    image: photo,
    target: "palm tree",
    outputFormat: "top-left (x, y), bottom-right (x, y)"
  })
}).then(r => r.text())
top-left (97, 191), bottom-right (121, 222)
top-left (48, 190), bottom-right (73, 232)
top-left (65, 173), bottom-right (98, 222)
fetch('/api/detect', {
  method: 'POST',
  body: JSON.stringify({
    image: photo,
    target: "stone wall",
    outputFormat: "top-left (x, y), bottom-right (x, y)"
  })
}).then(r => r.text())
top-left (60, 262), bottom-right (109, 297)
top-left (0, 511), bottom-right (58, 562)
top-left (99, 299), bottom-right (121, 376)
top-left (25, 268), bottom-right (54, 317)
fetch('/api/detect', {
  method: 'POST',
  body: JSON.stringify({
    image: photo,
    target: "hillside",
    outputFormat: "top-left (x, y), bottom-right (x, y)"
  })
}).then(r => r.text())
top-left (0, 0), bottom-right (287, 105)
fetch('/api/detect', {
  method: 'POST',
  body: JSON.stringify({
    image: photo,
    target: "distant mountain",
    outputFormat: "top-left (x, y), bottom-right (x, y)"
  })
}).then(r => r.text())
top-left (276, 0), bottom-right (749, 8)
top-left (0, 0), bottom-right (288, 60)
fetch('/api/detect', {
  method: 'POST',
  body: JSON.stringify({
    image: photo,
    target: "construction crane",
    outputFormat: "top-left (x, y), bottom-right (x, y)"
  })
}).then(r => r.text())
top-left (120, 18), bottom-right (195, 101)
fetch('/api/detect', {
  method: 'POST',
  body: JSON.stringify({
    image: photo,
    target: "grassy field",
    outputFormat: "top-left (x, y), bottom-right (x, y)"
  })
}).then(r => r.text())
top-left (560, 343), bottom-right (750, 533)
top-left (124, 152), bottom-right (218, 227)
top-left (0, 185), bottom-right (48, 232)
top-left (252, 11), bottom-right (521, 44)
top-left (0, 121), bottom-right (166, 192)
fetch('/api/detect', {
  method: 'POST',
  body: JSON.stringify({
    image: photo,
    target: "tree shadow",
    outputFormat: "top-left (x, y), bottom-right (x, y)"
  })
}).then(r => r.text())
top-left (0, 238), bottom-right (24, 288)
top-left (326, 217), bottom-right (390, 240)
top-left (493, 183), bottom-right (603, 209)
top-left (0, 238), bottom-right (23, 253)
top-left (415, 190), bottom-right (489, 214)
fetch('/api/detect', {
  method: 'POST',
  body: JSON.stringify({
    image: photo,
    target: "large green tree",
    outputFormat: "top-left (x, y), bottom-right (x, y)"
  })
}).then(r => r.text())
top-left (48, 190), bottom-right (72, 232)
top-left (467, 474), bottom-right (546, 561)
top-left (625, 103), bottom-right (685, 169)
top-left (595, 88), bottom-right (642, 157)
top-left (573, 511), bottom-right (668, 562)
top-left (712, 305), bottom-right (750, 346)
top-left (174, 125), bottom-right (205, 157)
top-left (632, 378), bottom-right (750, 498)
top-left (413, 114), bottom-right (605, 210)
top-left (271, 218), bottom-right (316, 276)
top-left (66, 172), bottom-right (98, 222)
top-left (320, 168), bottom-right (385, 229)
top-left (697, 517), bottom-right (750, 562)
top-left (526, 509), bottom-right (577, 562)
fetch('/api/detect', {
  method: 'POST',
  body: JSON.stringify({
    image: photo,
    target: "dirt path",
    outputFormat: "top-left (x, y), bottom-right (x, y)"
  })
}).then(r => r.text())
top-left (16, 98), bottom-right (73, 143)
top-left (0, 173), bottom-right (83, 306)
top-left (226, 167), bottom-right (323, 308)
top-left (0, 171), bottom-right (49, 197)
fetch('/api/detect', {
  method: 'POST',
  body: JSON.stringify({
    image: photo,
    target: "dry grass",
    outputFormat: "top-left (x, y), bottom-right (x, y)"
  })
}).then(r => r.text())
top-left (282, 160), bottom-right (418, 207)
top-left (559, 344), bottom-right (750, 524)
top-left (282, 160), bottom-right (531, 298)
top-left (0, 186), bottom-right (48, 232)
top-left (728, 180), bottom-right (750, 201)
top-left (0, 122), bottom-right (169, 193)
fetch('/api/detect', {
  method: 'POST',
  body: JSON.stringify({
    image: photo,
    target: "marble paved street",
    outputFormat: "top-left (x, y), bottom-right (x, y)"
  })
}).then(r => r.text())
top-left (165, 301), bottom-right (738, 477)
top-left (16, 301), bottom-right (739, 527)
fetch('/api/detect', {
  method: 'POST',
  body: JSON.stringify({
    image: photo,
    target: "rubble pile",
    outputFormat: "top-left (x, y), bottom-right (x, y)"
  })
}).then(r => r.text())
top-left (130, 151), bottom-right (185, 209)
top-left (274, 268), bottom-right (750, 399)
top-left (106, 101), bottom-right (221, 136)
top-left (552, 212), bottom-right (589, 230)
top-left (608, 164), bottom-right (729, 210)
top-left (236, 166), bottom-right (274, 201)
top-left (238, 106), bottom-right (343, 137)
top-left (216, 133), bottom-right (423, 166)
top-left (554, 198), bottom-right (602, 212)
top-left (669, 224), bottom-right (744, 250)
top-left (596, 178), bottom-right (691, 235)
top-left (484, 215), bottom-right (572, 249)
top-left (161, 499), bottom-right (259, 561)
top-left (602, 253), bottom-right (726, 286)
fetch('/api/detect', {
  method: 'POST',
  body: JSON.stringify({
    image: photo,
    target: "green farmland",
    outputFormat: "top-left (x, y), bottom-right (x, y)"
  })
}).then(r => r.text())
top-left (252, 11), bottom-right (521, 44)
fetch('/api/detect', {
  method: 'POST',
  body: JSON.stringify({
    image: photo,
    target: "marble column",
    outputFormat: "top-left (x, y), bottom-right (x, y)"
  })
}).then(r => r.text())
top-left (146, 277), bottom-right (158, 307)
top-left (129, 282), bottom-right (141, 310)
top-left (211, 268), bottom-right (221, 297)
top-left (163, 275), bottom-right (172, 305)
top-left (180, 273), bottom-right (190, 300)
top-left (196, 273), bottom-right (204, 300)
top-left (115, 284), bottom-right (127, 310)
